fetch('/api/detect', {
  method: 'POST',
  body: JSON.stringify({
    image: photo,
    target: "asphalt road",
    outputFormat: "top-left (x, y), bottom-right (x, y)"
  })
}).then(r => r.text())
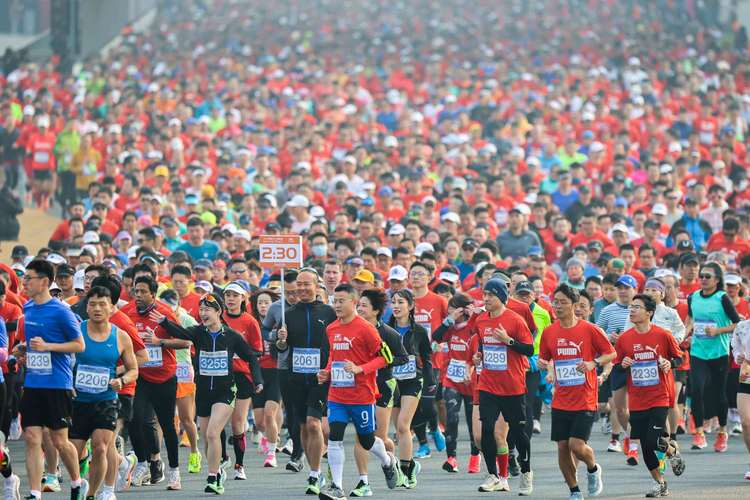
top-left (6, 412), bottom-right (750, 499)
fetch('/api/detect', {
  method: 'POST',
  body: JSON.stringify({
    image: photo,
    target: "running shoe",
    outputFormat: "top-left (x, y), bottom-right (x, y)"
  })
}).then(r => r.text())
top-left (691, 432), bottom-right (707, 450)
top-left (259, 436), bottom-right (269, 455)
top-left (732, 422), bottom-right (743, 435)
top-left (204, 473), bottom-right (224, 495)
top-left (430, 429), bottom-right (446, 452)
top-left (442, 456), bottom-right (458, 473)
top-left (382, 452), bottom-right (400, 489)
top-left (587, 463), bottom-right (603, 497)
top-left (42, 474), bottom-right (60, 493)
top-left (600, 416), bottom-right (611, 435)
top-left (116, 451), bottom-right (137, 491)
top-left (714, 431), bottom-right (728, 452)
top-left (188, 451), bottom-right (202, 474)
top-left (279, 438), bottom-right (293, 456)
top-left (318, 483), bottom-right (346, 500)
top-left (150, 460), bottom-right (164, 484)
top-left (676, 418), bottom-right (686, 435)
top-left (286, 457), bottom-right (304, 472)
top-left (607, 439), bottom-right (622, 453)
top-left (508, 455), bottom-right (520, 477)
top-left (626, 447), bottom-right (639, 466)
top-left (131, 462), bottom-right (150, 487)
top-left (568, 492), bottom-right (584, 500)
top-left (166, 468), bottom-right (181, 490)
top-left (349, 480), bottom-right (372, 497)
top-left (414, 443), bottom-right (431, 459)
top-left (497, 476), bottom-right (510, 492)
top-left (305, 475), bottom-right (325, 495)
top-left (73, 478), bottom-right (89, 500)
top-left (532, 419), bottom-right (541, 434)
top-left (467, 454), bottom-right (481, 473)
top-left (405, 461), bottom-right (421, 489)
top-left (669, 450), bottom-right (686, 477)
top-left (744, 467), bottom-right (750, 480)
top-left (477, 474), bottom-right (503, 492)
top-left (233, 464), bottom-right (246, 480)
top-left (518, 471), bottom-right (533, 496)
top-left (264, 452), bottom-right (277, 468)
top-left (3, 473), bottom-right (20, 500)
top-left (645, 480), bottom-right (668, 497)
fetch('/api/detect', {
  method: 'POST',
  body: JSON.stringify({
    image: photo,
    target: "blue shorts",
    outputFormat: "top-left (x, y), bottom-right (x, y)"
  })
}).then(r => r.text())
top-left (327, 401), bottom-right (376, 435)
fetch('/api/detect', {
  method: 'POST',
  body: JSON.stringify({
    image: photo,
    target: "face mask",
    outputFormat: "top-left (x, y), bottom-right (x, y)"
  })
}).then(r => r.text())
top-left (311, 244), bottom-right (327, 257)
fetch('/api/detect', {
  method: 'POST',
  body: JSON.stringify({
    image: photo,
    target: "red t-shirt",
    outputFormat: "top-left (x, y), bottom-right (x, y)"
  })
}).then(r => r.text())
top-left (678, 280), bottom-right (700, 300)
top-left (440, 321), bottom-right (477, 396)
top-left (475, 308), bottom-right (532, 397)
top-left (223, 311), bottom-right (264, 373)
top-left (539, 320), bottom-right (614, 411)
top-left (507, 297), bottom-right (537, 335)
top-left (120, 301), bottom-right (178, 383)
top-left (179, 292), bottom-right (202, 322)
top-left (325, 316), bottom-right (385, 405)
top-left (414, 291), bottom-right (448, 369)
top-left (110, 309), bottom-right (146, 396)
top-left (615, 325), bottom-right (683, 411)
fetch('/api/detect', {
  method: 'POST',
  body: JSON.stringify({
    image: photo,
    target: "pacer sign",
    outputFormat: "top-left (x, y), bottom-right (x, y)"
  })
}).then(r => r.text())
top-left (258, 235), bottom-right (303, 268)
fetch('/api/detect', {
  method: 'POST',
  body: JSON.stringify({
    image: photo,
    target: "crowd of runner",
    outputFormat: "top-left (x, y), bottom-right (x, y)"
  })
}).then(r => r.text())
top-left (1, 0), bottom-right (750, 498)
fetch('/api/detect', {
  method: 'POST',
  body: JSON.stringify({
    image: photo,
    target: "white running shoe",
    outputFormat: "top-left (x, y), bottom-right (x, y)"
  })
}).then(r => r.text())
top-left (518, 471), bottom-right (534, 496)
top-left (166, 468), bottom-right (181, 490)
top-left (233, 465), bottom-right (246, 480)
top-left (478, 474), bottom-right (503, 492)
top-left (3, 473), bottom-right (20, 500)
top-left (607, 439), bottom-right (622, 453)
top-left (116, 452), bottom-right (137, 492)
top-left (130, 462), bottom-right (150, 487)
top-left (587, 463), bottom-right (603, 497)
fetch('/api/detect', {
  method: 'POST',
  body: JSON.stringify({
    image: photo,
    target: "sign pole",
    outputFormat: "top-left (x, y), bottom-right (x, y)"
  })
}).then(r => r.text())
top-left (280, 267), bottom-right (286, 328)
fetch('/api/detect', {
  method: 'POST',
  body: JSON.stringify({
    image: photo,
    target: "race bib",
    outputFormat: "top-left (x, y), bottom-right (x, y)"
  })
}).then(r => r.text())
top-left (292, 348), bottom-right (320, 374)
top-left (27, 351), bottom-right (52, 375)
top-left (693, 321), bottom-right (716, 340)
top-left (446, 359), bottom-right (468, 383)
top-left (331, 361), bottom-right (355, 387)
top-left (176, 361), bottom-right (193, 383)
top-left (75, 364), bottom-right (110, 394)
top-left (631, 360), bottom-right (659, 387)
top-left (483, 345), bottom-right (507, 371)
top-left (33, 151), bottom-right (50, 164)
top-left (554, 358), bottom-right (585, 387)
top-left (199, 350), bottom-right (229, 376)
top-left (393, 355), bottom-right (417, 380)
top-left (143, 346), bottom-right (163, 367)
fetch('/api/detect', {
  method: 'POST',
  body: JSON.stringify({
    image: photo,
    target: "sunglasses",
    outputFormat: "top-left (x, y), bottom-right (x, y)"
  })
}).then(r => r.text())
top-left (699, 273), bottom-right (715, 280)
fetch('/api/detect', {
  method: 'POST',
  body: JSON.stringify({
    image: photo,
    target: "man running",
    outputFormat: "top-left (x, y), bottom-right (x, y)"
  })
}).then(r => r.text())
top-left (316, 284), bottom-right (400, 500)
top-left (475, 278), bottom-right (534, 495)
top-left (538, 284), bottom-right (615, 499)
top-left (616, 294), bottom-right (686, 497)
top-left (70, 286), bottom-right (139, 500)
top-left (15, 259), bottom-right (87, 500)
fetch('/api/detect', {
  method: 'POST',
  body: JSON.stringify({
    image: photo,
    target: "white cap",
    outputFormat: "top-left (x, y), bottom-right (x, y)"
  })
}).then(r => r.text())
top-left (628, 57), bottom-right (641, 66)
top-left (83, 231), bottom-right (100, 244)
top-left (442, 212), bottom-right (461, 224)
top-left (612, 223), bottom-right (629, 233)
top-left (310, 206), bottom-right (326, 218)
top-left (388, 265), bottom-right (408, 281)
top-left (511, 203), bottom-right (531, 216)
top-left (127, 246), bottom-right (139, 260)
top-left (651, 203), bottom-right (668, 216)
top-left (725, 273), bottom-right (742, 285)
top-left (195, 280), bottom-right (214, 293)
top-left (388, 224), bottom-right (406, 236)
top-left (296, 161), bottom-right (312, 171)
top-left (287, 194), bottom-right (310, 208)
top-left (82, 244), bottom-right (98, 257)
top-left (384, 136), bottom-right (399, 148)
top-left (222, 223), bottom-right (238, 235)
top-left (49, 282), bottom-right (61, 292)
top-left (46, 253), bottom-right (67, 265)
top-left (526, 156), bottom-right (540, 167)
top-left (36, 115), bottom-right (50, 128)
top-left (589, 141), bottom-right (604, 153)
top-left (108, 124), bottom-right (122, 134)
top-left (23, 105), bottom-right (35, 116)
top-left (73, 269), bottom-right (85, 290)
top-left (224, 282), bottom-right (248, 296)
top-left (376, 247), bottom-right (392, 258)
top-left (414, 242), bottom-right (435, 257)
top-left (660, 163), bottom-right (673, 174)
top-left (11, 262), bottom-right (25, 273)
top-left (168, 118), bottom-right (182, 127)
top-left (343, 155), bottom-right (357, 165)
top-left (234, 229), bottom-right (251, 241)
top-left (582, 112), bottom-right (595, 121)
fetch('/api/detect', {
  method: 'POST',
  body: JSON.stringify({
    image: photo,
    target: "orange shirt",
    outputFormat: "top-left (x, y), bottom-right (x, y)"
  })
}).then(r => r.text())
top-left (539, 320), bottom-right (614, 411)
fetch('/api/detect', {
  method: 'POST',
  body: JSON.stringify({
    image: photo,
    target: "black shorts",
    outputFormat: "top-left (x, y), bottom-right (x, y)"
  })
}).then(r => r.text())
top-left (196, 386), bottom-right (236, 418)
top-left (738, 380), bottom-right (750, 395)
top-left (478, 391), bottom-right (526, 425)
top-left (252, 368), bottom-right (281, 409)
top-left (629, 407), bottom-right (669, 441)
top-left (287, 381), bottom-right (327, 420)
top-left (117, 394), bottom-right (134, 424)
top-left (673, 370), bottom-right (688, 385)
top-left (597, 371), bottom-right (612, 403)
top-left (70, 399), bottom-right (119, 439)
top-left (609, 364), bottom-right (628, 391)
top-left (32, 170), bottom-right (52, 181)
top-left (550, 409), bottom-right (596, 442)
top-left (376, 377), bottom-right (397, 409)
top-left (20, 388), bottom-right (73, 430)
top-left (235, 372), bottom-right (254, 400)
top-left (394, 377), bottom-right (423, 408)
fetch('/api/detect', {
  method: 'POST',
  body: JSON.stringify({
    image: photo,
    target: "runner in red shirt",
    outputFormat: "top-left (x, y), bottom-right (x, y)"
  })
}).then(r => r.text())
top-left (616, 294), bottom-right (686, 497)
top-left (475, 278), bottom-right (534, 494)
top-left (25, 116), bottom-right (56, 209)
top-left (316, 284), bottom-right (400, 499)
top-left (538, 284), bottom-right (615, 498)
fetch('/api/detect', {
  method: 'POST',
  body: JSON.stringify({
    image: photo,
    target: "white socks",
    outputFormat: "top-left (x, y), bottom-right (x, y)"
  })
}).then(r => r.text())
top-left (369, 436), bottom-right (390, 467)
top-left (328, 440), bottom-right (345, 488)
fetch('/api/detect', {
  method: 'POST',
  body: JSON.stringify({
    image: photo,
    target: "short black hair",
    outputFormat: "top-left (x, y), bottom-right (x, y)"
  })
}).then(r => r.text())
top-left (91, 276), bottom-right (121, 305)
top-left (170, 265), bottom-right (192, 278)
top-left (134, 275), bottom-right (158, 294)
top-left (334, 283), bottom-right (356, 295)
top-left (360, 288), bottom-right (387, 317)
top-left (553, 283), bottom-right (580, 303)
top-left (86, 286), bottom-right (112, 301)
top-left (632, 293), bottom-right (657, 317)
top-left (602, 273), bottom-right (620, 286)
top-left (25, 259), bottom-right (54, 283)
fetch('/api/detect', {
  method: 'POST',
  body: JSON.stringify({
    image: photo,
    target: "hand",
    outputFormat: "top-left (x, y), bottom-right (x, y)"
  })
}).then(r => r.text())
top-left (740, 361), bottom-right (750, 381)
top-left (29, 337), bottom-right (48, 352)
top-left (12, 344), bottom-right (25, 358)
top-left (682, 336), bottom-right (692, 347)
top-left (597, 374), bottom-right (607, 386)
top-left (737, 354), bottom-right (746, 365)
top-left (449, 308), bottom-right (464, 321)
top-left (658, 357), bottom-right (671, 373)
top-left (472, 352), bottom-right (482, 365)
top-left (277, 326), bottom-right (288, 343)
top-left (317, 369), bottom-right (329, 384)
top-left (536, 358), bottom-right (550, 371)
top-left (610, 332), bottom-right (621, 344)
top-left (109, 378), bottom-right (123, 391)
top-left (149, 309), bottom-right (166, 324)
top-left (343, 361), bottom-right (363, 375)
top-left (621, 356), bottom-right (633, 368)
top-left (255, 383), bottom-right (264, 394)
top-left (577, 360), bottom-right (597, 373)
top-left (465, 304), bottom-right (477, 317)
top-left (545, 370), bottom-right (555, 384)
top-left (142, 333), bottom-right (161, 346)
top-left (492, 325), bottom-right (512, 344)
top-left (704, 326), bottom-right (716, 336)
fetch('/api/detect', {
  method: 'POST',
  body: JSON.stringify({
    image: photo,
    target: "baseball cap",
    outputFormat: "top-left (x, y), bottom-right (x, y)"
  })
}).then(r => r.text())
top-left (616, 274), bottom-right (638, 288)
top-left (651, 203), bottom-right (668, 216)
top-left (610, 258), bottom-right (625, 270)
top-left (462, 238), bottom-right (479, 250)
top-left (56, 264), bottom-right (75, 277)
top-left (388, 224), bottom-right (406, 236)
top-left (679, 252), bottom-right (700, 266)
top-left (587, 240), bottom-right (603, 251)
top-left (287, 194), bottom-right (310, 208)
top-left (388, 265), bottom-right (408, 282)
top-left (46, 253), bottom-right (67, 266)
top-left (611, 223), bottom-right (629, 234)
top-left (195, 281), bottom-right (214, 293)
top-left (224, 281), bottom-right (249, 296)
top-left (677, 240), bottom-right (694, 251)
top-left (441, 212), bottom-right (461, 224)
top-left (510, 204), bottom-right (531, 216)
top-left (414, 242), bottom-right (435, 257)
top-left (353, 269), bottom-right (375, 284)
top-left (515, 281), bottom-right (534, 294)
top-left (376, 247), bottom-right (392, 258)
top-left (11, 245), bottom-right (28, 259)
top-left (195, 259), bottom-right (212, 270)
top-left (345, 256), bottom-right (364, 267)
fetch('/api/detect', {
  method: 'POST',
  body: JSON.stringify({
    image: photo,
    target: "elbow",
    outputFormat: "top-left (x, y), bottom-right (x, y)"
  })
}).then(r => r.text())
top-left (74, 339), bottom-right (86, 353)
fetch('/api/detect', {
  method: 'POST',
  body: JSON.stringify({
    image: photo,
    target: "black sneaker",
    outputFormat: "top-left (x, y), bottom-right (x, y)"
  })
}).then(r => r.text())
top-left (508, 455), bottom-right (520, 477)
top-left (149, 460), bottom-right (164, 484)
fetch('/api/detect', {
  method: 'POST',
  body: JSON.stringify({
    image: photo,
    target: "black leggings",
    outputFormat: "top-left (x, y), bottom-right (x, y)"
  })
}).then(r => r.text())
top-left (443, 388), bottom-right (478, 457)
top-left (631, 407), bottom-right (669, 472)
top-left (689, 356), bottom-right (729, 428)
top-left (479, 392), bottom-right (530, 476)
top-left (412, 385), bottom-right (438, 444)
top-left (524, 371), bottom-right (541, 438)
top-left (0, 370), bottom-right (20, 437)
top-left (279, 370), bottom-right (302, 461)
top-left (129, 376), bottom-right (179, 468)
top-left (727, 367), bottom-right (740, 410)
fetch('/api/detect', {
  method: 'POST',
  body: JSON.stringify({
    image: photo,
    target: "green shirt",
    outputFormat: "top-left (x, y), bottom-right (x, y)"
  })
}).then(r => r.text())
top-left (54, 130), bottom-right (80, 173)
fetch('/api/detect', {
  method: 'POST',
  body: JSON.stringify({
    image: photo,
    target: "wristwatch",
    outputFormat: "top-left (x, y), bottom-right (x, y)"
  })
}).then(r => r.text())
top-left (507, 338), bottom-right (515, 346)
top-left (594, 359), bottom-right (601, 368)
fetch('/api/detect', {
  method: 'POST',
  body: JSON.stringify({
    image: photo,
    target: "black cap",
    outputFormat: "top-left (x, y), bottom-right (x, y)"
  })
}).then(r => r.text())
top-left (266, 222), bottom-right (282, 232)
top-left (462, 238), bottom-right (479, 250)
top-left (677, 240), bottom-right (694, 251)
top-left (679, 252), bottom-right (699, 266)
top-left (56, 264), bottom-right (75, 277)
top-left (11, 245), bottom-right (28, 259)
top-left (515, 281), bottom-right (534, 294)
top-left (586, 240), bottom-right (603, 251)
top-left (644, 219), bottom-right (660, 230)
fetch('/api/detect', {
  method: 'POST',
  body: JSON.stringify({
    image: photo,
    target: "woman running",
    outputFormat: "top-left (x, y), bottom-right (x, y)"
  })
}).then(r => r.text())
top-left (388, 289), bottom-right (434, 489)
top-left (730, 318), bottom-right (750, 479)
top-left (150, 292), bottom-right (263, 495)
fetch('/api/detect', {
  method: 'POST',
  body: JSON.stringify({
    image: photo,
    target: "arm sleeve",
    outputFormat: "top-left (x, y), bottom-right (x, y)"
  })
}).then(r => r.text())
top-left (383, 327), bottom-right (409, 367)
top-left (261, 302), bottom-right (280, 341)
top-left (432, 322), bottom-right (449, 342)
top-left (687, 295), bottom-right (693, 318)
top-left (417, 329), bottom-right (434, 386)
top-left (671, 309), bottom-right (686, 342)
top-left (160, 319), bottom-right (196, 342)
top-left (721, 294), bottom-right (742, 323)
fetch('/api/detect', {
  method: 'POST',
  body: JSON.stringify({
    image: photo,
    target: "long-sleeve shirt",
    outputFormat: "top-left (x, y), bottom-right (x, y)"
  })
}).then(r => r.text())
top-left (652, 303), bottom-right (686, 342)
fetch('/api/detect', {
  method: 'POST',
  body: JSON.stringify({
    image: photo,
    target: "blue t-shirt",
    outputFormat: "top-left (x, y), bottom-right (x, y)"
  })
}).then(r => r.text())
top-left (24, 299), bottom-right (82, 390)
top-left (176, 240), bottom-right (220, 261)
